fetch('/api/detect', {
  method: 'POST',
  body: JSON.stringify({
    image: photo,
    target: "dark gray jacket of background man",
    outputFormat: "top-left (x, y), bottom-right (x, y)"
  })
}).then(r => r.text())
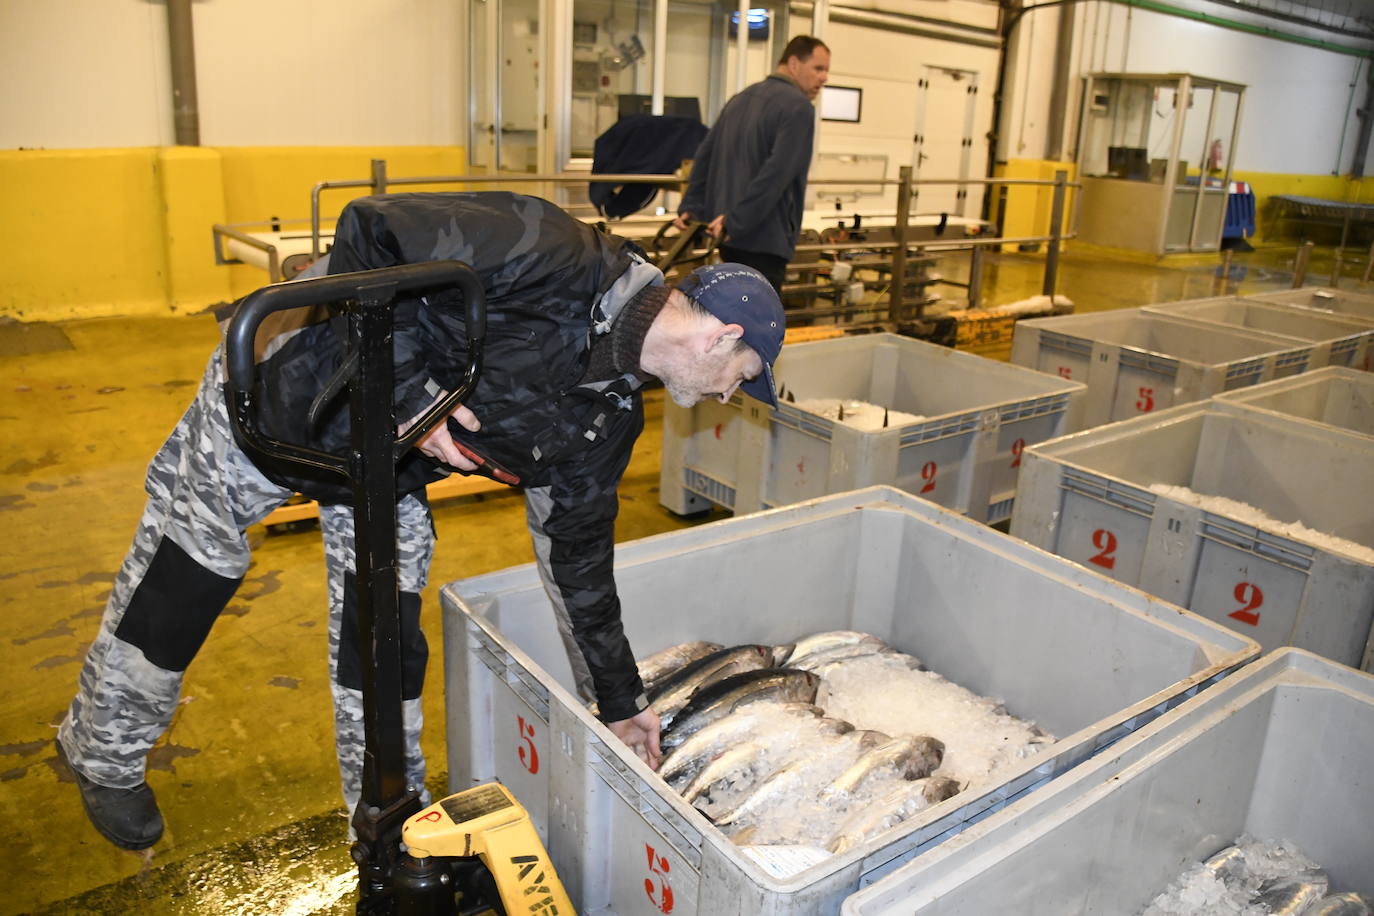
top-left (679, 74), bottom-right (815, 262)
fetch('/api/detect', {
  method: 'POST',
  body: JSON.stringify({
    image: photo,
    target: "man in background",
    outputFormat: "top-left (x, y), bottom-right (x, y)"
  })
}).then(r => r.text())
top-left (674, 35), bottom-right (831, 293)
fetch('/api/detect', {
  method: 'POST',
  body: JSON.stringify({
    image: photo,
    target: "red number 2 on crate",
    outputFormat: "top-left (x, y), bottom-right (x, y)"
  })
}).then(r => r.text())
top-left (644, 844), bottom-right (674, 913)
top-left (1010, 438), bottom-right (1025, 469)
top-left (1089, 529), bottom-right (1117, 569)
top-left (517, 715), bottom-right (540, 775)
top-left (920, 461), bottom-right (938, 494)
top-left (1228, 582), bottom-right (1264, 627)
top-left (1057, 366), bottom-right (1072, 378)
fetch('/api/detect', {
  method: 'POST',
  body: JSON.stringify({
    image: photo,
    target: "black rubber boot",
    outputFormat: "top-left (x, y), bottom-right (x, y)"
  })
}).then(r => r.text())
top-left (56, 742), bottom-right (164, 850)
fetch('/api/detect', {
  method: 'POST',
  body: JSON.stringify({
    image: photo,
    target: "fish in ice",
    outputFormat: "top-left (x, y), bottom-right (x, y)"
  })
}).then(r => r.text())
top-left (676, 714), bottom-right (857, 802)
top-left (1252, 873), bottom-right (1330, 915)
top-left (787, 630), bottom-right (886, 666)
top-left (826, 776), bottom-right (962, 854)
top-left (1310, 893), bottom-right (1374, 916)
top-left (679, 741), bottom-right (771, 805)
top-left (661, 668), bottom-right (823, 745)
top-left (658, 703), bottom-right (827, 786)
top-left (789, 642), bottom-right (893, 672)
top-left (676, 715), bottom-right (857, 805)
top-left (648, 645), bottom-right (775, 728)
top-left (636, 641), bottom-right (724, 693)
top-left (712, 730), bottom-right (891, 830)
top-left (1201, 844), bottom-right (1248, 883)
top-left (826, 734), bottom-right (945, 798)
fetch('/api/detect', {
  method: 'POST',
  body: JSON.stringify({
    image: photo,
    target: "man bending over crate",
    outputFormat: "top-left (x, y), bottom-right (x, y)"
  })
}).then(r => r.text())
top-left (56, 191), bottom-right (785, 850)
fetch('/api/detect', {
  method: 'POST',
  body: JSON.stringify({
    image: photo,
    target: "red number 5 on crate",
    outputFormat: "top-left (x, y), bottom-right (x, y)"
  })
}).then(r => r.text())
top-left (644, 844), bottom-right (674, 913)
top-left (517, 715), bottom-right (540, 774)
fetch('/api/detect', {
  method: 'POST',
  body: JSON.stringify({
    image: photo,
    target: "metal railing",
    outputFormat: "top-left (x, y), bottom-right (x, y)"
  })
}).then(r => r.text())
top-left (215, 159), bottom-right (1081, 316)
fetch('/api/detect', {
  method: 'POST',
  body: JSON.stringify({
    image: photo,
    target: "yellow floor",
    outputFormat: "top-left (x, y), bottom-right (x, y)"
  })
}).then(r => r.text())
top-left (1, 247), bottom-right (1368, 915)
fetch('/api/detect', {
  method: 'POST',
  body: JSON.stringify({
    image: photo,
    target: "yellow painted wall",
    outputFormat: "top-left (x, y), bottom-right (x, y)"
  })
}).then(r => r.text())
top-left (1232, 170), bottom-right (1374, 241)
top-left (1, 149), bottom-right (171, 320)
top-left (0, 146), bottom-right (466, 321)
top-left (217, 147), bottom-right (468, 298)
top-left (990, 160), bottom-right (1077, 253)
top-left (991, 159), bottom-right (1374, 257)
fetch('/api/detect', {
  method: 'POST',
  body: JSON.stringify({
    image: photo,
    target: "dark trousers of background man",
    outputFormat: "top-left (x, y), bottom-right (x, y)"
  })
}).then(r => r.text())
top-left (720, 245), bottom-right (789, 296)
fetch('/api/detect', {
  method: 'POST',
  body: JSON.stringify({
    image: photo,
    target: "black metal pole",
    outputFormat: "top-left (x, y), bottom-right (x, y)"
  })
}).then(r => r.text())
top-left (350, 296), bottom-right (408, 809)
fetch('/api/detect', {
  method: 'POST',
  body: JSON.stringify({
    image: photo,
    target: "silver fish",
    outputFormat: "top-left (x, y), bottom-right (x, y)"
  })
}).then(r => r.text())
top-left (789, 642), bottom-right (892, 672)
top-left (713, 730), bottom-right (890, 829)
top-left (809, 649), bottom-right (924, 679)
top-left (1252, 873), bottom-right (1330, 916)
top-left (648, 645), bottom-right (775, 728)
top-left (1202, 845), bottom-right (1248, 884)
top-left (1309, 893), bottom-right (1374, 916)
top-left (827, 734), bottom-right (945, 797)
top-left (679, 741), bottom-right (772, 805)
top-left (826, 776), bottom-right (962, 853)
top-left (637, 641), bottom-right (724, 693)
top-left (787, 630), bottom-right (886, 666)
top-left (662, 668), bottom-right (823, 745)
top-left (659, 704), bottom-right (827, 786)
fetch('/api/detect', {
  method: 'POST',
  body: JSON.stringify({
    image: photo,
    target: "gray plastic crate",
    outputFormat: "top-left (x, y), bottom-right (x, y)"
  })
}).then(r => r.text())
top-left (440, 487), bottom-right (1258, 916)
top-left (1009, 308), bottom-right (1316, 427)
top-left (1012, 401), bottom-right (1374, 669)
top-left (659, 333), bottom-right (1086, 524)
top-left (842, 648), bottom-right (1374, 915)
top-left (1143, 296), bottom-right (1374, 371)
top-left (1246, 285), bottom-right (1374, 320)
top-left (1213, 366), bottom-right (1374, 439)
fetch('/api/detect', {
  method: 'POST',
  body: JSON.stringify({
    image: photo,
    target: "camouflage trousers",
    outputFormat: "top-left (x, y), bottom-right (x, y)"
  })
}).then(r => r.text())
top-left (57, 345), bottom-right (434, 816)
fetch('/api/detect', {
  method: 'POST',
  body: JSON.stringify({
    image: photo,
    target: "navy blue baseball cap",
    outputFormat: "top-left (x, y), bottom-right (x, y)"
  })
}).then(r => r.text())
top-left (676, 263), bottom-right (785, 406)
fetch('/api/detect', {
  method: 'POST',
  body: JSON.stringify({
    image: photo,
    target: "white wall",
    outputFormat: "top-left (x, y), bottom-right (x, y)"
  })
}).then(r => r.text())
top-left (1000, 0), bottom-right (1371, 176)
top-left (812, 20), bottom-right (1001, 211)
top-left (2, 1), bottom-right (171, 148)
top-left (1, 0), bottom-right (463, 149)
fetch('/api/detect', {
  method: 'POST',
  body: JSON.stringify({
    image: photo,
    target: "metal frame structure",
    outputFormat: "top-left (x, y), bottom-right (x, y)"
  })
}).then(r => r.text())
top-left (212, 159), bottom-right (1078, 320)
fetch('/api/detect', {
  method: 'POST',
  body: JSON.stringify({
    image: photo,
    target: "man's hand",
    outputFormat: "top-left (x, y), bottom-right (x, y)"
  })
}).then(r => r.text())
top-left (705, 214), bottom-right (726, 239)
top-left (607, 708), bottom-right (662, 771)
top-left (671, 212), bottom-right (693, 231)
top-left (401, 398), bottom-right (482, 471)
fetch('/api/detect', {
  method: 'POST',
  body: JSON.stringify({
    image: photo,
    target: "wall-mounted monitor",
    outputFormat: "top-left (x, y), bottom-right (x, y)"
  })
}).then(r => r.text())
top-left (820, 85), bottom-right (862, 123)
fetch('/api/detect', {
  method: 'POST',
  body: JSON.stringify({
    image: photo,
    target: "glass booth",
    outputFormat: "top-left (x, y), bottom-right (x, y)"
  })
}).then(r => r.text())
top-left (1075, 73), bottom-right (1245, 255)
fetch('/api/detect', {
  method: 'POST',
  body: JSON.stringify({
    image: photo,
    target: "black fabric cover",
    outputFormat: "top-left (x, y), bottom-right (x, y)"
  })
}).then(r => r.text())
top-left (590, 114), bottom-right (707, 219)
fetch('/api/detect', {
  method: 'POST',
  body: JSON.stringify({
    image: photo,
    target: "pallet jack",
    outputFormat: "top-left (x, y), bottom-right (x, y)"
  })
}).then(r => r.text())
top-left (225, 262), bottom-right (575, 915)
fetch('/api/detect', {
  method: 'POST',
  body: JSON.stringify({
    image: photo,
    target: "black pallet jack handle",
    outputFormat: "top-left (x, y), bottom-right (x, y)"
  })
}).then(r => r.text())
top-left (225, 262), bottom-right (487, 915)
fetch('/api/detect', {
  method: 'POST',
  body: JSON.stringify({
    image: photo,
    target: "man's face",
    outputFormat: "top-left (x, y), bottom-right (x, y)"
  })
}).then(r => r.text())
top-left (785, 46), bottom-right (831, 100)
top-left (662, 341), bottom-right (766, 409)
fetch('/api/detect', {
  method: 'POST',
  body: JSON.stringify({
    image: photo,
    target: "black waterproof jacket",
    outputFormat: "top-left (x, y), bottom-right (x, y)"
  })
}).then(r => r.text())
top-left (243, 191), bottom-right (660, 721)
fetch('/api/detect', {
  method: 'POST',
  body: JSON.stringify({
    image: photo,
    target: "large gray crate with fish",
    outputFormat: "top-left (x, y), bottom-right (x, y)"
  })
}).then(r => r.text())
top-left (1212, 366), bottom-right (1374, 439)
top-left (1142, 296), bottom-right (1374, 371)
top-left (1245, 286), bottom-right (1374, 321)
top-left (1009, 308), bottom-right (1315, 427)
top-left (439, 487), bottom-right (1257, 915)
top-left (841, 648), bottom-right (1374, 915)
top-left (1011, 401), bottom-right (1374, 670)
top-left (658, 333), bottom-right (1086, 524)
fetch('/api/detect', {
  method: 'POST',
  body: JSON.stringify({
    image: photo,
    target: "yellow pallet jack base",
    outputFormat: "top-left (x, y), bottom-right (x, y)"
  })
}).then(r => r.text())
top-left (404, 783), bottom-right (576, 915)
top-left (263, 474), bottom-right (509, 527)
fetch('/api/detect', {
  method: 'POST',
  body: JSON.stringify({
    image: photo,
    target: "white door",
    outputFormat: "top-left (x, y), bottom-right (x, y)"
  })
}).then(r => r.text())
top-left (469, 0), bottom-right (544, 173)
top-left (912, 66), bottom-right (980, 217)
